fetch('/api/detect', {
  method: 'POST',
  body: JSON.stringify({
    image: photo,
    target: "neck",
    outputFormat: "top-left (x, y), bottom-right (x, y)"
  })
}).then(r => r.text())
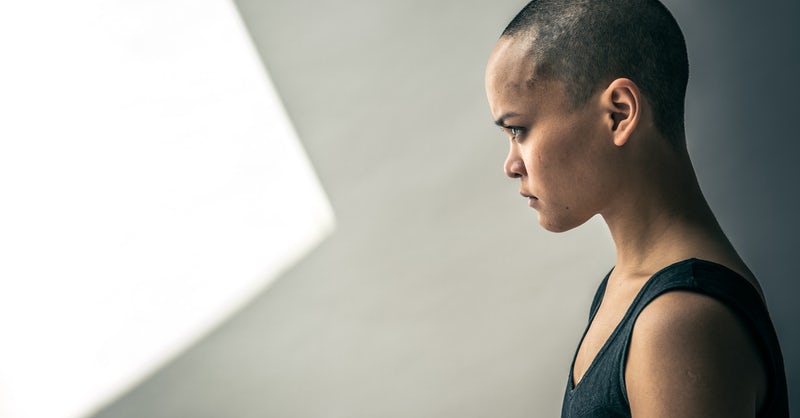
top-left (600, 140), bottom-right (746, 282)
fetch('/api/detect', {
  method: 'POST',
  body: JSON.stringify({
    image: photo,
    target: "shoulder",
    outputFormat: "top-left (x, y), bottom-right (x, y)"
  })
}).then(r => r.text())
top-left (625, 290), bottom-right (767, 417)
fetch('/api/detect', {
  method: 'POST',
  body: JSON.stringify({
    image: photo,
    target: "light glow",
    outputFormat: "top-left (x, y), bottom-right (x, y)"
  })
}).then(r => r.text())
top-left (0, 1), bottom-right (334, 417)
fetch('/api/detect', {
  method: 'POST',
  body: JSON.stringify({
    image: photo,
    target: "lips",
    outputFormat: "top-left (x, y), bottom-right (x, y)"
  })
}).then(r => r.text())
top-left (520, 191), bottom-right (538, 209)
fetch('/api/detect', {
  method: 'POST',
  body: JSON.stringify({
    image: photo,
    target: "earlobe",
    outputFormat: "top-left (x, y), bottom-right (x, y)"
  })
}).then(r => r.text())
top-left (604, 78), bottom-right (640, 147)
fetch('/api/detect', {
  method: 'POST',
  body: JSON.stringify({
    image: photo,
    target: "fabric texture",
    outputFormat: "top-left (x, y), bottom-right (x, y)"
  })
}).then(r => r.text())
top-left (560, 258), bottom-right (789, 417)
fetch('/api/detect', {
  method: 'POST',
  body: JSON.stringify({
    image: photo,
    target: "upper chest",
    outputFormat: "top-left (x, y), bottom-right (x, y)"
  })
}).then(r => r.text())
top-left (572, 280), bottom-right (644, 388)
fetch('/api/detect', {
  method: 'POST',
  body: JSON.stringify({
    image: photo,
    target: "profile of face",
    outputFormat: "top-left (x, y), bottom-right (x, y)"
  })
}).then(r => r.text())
top-left (485, 37), bottom-right (625, 232)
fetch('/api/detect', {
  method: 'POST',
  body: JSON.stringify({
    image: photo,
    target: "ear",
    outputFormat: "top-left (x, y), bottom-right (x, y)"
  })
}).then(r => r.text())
top-left (602, 78), bottom-right (641, 147)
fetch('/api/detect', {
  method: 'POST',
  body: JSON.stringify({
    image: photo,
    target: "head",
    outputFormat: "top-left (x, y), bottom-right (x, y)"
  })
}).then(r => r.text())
top-left (501, 0), bottom-right (689, 143)
top-left (485, 0), bottom-right (689, 232)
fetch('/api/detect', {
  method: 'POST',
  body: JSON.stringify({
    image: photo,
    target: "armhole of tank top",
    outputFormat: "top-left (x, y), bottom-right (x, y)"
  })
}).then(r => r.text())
top-left (618, 260), bottom-right (782, 413)
top-left (617, 268), bottom-right (699, 407)
top-left (691, 259), bottom-right (784, 414)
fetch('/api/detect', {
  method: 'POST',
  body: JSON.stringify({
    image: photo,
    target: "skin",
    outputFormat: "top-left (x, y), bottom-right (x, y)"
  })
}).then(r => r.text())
top-left (485, 36), bottom-right (768, 417)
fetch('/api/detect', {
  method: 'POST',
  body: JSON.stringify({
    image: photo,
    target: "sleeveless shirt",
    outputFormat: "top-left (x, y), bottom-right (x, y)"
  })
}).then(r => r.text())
top-left (560, 258), bottom-right (789, 417)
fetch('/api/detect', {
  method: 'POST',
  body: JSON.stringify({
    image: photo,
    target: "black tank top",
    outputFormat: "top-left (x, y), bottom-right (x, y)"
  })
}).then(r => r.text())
top-left (560, 258), bottom-right (789, 417)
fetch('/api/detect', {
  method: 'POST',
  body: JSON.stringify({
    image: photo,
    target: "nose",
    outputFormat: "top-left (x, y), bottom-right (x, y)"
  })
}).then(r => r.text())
top-left (504, 143), bottom-right (526, 179)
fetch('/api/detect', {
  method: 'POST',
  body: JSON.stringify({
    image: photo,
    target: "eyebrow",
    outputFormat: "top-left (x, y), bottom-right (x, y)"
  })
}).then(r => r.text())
top-left (494, 112), bottom-right (521, 127)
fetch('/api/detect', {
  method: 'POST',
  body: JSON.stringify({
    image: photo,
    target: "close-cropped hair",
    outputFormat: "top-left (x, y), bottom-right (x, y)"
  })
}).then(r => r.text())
top-left (502, 0), bottom-right (689, 144)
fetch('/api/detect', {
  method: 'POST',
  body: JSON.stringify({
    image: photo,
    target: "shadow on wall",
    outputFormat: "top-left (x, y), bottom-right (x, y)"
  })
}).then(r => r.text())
top-left (672, 0), bottom-right (800, 410)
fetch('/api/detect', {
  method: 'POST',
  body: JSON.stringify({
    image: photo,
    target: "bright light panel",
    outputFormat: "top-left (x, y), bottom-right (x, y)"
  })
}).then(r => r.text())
top-left (0, 1), bottom-right (334, 417)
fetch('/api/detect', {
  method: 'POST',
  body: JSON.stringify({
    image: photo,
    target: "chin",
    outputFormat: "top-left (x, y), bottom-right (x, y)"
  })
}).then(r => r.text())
top-left (538, 213), bottom-right (587, 233)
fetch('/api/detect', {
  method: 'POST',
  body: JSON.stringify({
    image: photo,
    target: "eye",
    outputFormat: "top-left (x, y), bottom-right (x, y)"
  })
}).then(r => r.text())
top-left (507, 126), bottom-right (525, 141)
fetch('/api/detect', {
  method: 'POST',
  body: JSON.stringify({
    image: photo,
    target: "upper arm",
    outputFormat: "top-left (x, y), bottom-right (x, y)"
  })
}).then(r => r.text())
top-left (625, 291), bottom-right (767, 418)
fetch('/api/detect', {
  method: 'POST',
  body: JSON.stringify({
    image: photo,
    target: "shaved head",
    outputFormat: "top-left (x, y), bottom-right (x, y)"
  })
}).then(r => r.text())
top-left (501, 0), bottom-right (689, 144)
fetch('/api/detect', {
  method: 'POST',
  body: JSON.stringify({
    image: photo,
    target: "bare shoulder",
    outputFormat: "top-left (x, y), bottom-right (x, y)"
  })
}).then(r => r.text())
top-left (625, 290), bottom-right (767, 418)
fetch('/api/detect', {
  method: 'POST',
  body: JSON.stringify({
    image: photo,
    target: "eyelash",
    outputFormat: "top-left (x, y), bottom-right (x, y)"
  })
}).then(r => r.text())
top-left (506, 126), bottom-right (524, 141)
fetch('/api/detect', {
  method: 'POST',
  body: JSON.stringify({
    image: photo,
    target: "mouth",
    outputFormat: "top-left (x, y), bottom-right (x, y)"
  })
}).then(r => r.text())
top-left (520, 192), bottom-right (539, 208)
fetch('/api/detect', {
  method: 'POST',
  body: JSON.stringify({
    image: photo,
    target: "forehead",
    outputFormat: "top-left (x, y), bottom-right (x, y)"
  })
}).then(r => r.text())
top-left (485, 36), bottom-right (564, 118)
top-left (485, 37), bottom-right (534, 93)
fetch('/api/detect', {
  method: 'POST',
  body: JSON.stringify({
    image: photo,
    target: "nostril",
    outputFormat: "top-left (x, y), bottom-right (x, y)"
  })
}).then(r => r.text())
top-left (505, 159), bottom-right (526, 179)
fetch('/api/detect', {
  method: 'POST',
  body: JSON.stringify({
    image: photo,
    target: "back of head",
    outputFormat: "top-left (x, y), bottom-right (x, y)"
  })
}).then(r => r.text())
top-left (502, 0), bottom-right (689, 144)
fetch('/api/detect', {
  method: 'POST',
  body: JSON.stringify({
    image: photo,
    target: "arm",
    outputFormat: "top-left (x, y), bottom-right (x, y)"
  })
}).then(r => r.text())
top-left (625, 291), bottom-right (767, 418)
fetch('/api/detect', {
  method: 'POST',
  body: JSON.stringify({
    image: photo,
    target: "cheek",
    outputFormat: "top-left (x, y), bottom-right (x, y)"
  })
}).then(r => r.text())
top-left (529, 127), bottom-right (603, 203)
top-left (529, 130), bottom-right (584, 180)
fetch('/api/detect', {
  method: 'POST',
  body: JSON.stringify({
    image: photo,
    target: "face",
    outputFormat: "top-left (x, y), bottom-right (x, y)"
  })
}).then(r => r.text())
top-left (485, 37), bottom-right (621, 232)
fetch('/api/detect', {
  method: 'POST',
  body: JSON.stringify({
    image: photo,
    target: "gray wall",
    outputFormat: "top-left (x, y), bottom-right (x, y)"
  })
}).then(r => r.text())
top-left (678, 0), bottom-right (800, 409)
top-left (91, 0), bottom-right (799, 416)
